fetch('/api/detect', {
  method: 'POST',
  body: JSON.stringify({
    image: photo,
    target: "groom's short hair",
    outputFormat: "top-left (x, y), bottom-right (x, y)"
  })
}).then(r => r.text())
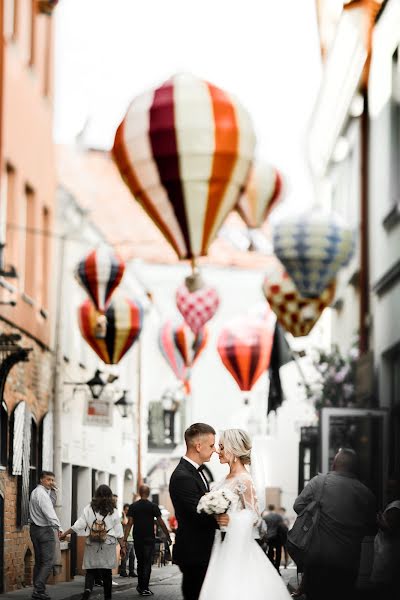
top-left (185, 423), bottom-right (215, 447)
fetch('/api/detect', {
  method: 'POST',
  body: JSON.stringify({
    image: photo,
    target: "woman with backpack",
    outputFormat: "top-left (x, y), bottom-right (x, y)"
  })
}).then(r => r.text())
top-left (60, 484), bottom-right (126, 600)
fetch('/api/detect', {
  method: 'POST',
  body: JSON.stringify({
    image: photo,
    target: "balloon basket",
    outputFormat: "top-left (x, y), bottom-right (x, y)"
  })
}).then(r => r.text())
top-left (185, 263), bottom-right (204, 293)
top-left (95, 314), bottom-right (107, 339)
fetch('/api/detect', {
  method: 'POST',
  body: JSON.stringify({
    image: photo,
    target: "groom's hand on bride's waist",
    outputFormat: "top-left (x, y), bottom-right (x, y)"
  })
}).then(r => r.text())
top-left (215, 514), bottom-right (229, 527)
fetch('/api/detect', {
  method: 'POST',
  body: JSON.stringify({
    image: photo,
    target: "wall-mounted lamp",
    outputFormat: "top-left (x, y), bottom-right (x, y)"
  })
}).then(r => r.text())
top-left (114, 390), bottom-right (133, 418)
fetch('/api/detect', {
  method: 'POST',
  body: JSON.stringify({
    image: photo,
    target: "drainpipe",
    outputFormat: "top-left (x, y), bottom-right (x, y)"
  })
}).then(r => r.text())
top-left (359, 90), bottom-right (370, 354)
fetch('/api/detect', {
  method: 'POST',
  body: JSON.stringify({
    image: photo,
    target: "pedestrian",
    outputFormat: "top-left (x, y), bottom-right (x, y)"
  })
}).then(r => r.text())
top-left (60, 484), bottom-right (126, 600)
top-left (278, 507), bottom-right (290, 568)
top-left (29, 471), bottom-right (62, 600)
top-left (169, 422), bottom-right (217, 600)
top-left (292, 448), bottom-right (376, 600)
top-left (370, 475), bottom-right (400, 599)
top-left (124, 484), bottom-right (172, 596)
top-left (262, 504), bottom-right (284, 572)
top-left (119, 502), bottom-right (137, 578)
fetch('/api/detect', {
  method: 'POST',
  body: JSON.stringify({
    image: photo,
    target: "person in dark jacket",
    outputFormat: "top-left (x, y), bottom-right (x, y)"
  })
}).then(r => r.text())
top-left (169, 423), bottom-right (217, 600)
top-left (293, 448), bottom-right (376, 600)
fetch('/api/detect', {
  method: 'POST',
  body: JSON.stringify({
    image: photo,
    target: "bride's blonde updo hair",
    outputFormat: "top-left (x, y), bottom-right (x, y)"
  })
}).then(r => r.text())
top-left (220, 429), bottom-right (252, 465)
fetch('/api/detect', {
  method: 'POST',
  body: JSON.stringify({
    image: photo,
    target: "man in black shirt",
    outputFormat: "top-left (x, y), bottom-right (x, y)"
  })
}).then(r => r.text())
top-left (124, 484), bottom-right (171, 597)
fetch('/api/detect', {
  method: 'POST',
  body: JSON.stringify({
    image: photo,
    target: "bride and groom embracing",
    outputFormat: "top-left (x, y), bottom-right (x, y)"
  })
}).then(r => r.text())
top-left (169, 423), bottom-right (291, 600)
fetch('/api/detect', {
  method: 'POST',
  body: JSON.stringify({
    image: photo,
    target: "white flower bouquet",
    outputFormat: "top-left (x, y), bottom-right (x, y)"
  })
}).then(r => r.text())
top-left (197, 488), bottom-right (235, 515)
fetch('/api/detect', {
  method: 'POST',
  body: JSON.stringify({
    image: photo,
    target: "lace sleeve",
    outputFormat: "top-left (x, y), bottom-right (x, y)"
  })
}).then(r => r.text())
top-left (236, 474), bottom-right (260, 516)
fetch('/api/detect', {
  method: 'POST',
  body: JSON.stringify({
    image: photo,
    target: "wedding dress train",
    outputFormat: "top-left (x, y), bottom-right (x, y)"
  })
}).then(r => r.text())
top-left (199, 473), bottom-right (291, 600)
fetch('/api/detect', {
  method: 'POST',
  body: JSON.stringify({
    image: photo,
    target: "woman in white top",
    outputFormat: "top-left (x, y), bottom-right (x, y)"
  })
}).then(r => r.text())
top-left (60, 485), bottom-right (125, 600)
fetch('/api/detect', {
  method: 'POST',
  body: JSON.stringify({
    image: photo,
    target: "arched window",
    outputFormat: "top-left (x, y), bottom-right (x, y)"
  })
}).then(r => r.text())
top-left (0, 401), bottom-right (8, 468)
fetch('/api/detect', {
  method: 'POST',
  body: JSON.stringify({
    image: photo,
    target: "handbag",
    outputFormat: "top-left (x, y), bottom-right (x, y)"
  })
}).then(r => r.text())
top-left (287, 475), bottom-right (327, 572)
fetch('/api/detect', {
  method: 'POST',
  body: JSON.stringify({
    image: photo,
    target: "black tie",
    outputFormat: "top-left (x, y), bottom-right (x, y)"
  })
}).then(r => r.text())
top-left (198, 465), bottom-right (209, 491)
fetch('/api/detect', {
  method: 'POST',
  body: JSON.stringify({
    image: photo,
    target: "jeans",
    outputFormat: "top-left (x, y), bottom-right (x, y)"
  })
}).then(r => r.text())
top-left (84, 569), bottom-right (112, 599)
top-left (30, 524), bottom-right (56, 594)
top-left (119, 541), bottom-right (135, 574)
top-left (134, 538), bottom-right (155, 591)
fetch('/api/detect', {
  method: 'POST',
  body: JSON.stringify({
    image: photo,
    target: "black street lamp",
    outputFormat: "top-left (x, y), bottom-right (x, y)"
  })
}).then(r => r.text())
top-left (86, 369), bottom-right (106, 400)
top-left (114, 390), bottom-right (133, 418)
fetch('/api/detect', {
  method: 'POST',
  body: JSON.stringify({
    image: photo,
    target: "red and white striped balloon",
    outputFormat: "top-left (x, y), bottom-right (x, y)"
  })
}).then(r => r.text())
top-left (176, 283), bottom-right (220, 335)
top-left (75, 247), bottom-right (125, 313)
top-left (113, 72), bottom-right (256, 260)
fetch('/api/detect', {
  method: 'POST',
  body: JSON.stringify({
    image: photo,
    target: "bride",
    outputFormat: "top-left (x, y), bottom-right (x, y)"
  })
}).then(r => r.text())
top-left (199, 429), bottom-right (291, 600)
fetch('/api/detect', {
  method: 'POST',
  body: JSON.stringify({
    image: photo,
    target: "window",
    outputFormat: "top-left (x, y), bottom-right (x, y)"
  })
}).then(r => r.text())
top-left (2, 164), bottom-right (16, 272)
top-left (41, 207), bottom-right (50, 308)
top-left (4, 0), bottom-right (18, 39)
top-left (23, 185), bottom-right (35, 298)
top-left (0, 402), bottom-right (8, 468)
top-left (389, 351), bottom-right (400, 476)
top-left (28, 0), bottom-right (36, 67)
top-left (390, 47), bottom-right (400, 206)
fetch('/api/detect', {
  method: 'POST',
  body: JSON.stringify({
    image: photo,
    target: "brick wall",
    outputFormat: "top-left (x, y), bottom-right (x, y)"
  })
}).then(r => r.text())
top-left (0, 319), bottom-right (53, 591)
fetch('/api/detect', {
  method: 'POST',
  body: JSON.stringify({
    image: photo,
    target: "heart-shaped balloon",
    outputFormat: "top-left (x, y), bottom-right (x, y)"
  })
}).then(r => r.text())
top-left (176, 283), bottom-right (220, 335)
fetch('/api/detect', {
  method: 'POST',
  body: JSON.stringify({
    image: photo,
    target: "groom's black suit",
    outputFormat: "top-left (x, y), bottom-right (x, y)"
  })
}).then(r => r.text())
top-left (169, 458), bottom-right (216, 600)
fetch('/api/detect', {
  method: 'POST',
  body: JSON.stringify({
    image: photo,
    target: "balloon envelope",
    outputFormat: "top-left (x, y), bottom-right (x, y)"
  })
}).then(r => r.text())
top-left (217, 316), bottom-right (274, 392)
top-left (159, 320), bottom-right (187, 382)
top-left (176, 283), bottom-right (219, 335)
top-left (237, 162), bottom-right (283, 229)
top-left (75, 247), bottom-right (125, 313)
top-left (78, 296), bottom-right (143, 364)
top-left (113, 72), bottom-right (256, 259)
top-left (273, 209), bottom-right (354, 297)
top-left (263, 259), bottom-right (335, 337)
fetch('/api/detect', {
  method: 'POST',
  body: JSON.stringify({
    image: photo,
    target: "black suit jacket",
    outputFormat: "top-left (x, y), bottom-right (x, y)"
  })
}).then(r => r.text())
top-left (169, 458), bottom-right (216, 567)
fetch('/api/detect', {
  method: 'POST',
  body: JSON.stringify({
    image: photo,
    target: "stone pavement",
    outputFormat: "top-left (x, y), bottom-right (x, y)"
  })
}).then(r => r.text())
top-left (0, 563), bottom-right (297, 600)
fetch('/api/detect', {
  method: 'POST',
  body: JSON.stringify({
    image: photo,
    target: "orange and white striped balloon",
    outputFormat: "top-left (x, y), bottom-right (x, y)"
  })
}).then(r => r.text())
top-left (237, 161), bottom-right (283, 229)
top-left (113, 73), bottom-right (256, 260)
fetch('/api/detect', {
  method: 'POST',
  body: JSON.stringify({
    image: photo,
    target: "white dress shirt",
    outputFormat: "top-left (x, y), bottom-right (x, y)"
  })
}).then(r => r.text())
top-left (29, 485), bottom-right (61, 529)
top-left (183, 455), bottom-right (209, 490)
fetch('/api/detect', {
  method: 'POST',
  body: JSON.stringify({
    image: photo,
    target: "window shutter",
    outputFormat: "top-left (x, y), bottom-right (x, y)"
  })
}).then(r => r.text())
top-left (12, 402), bottom-right (25, 476)
top-left (41, 412), bottom-right (53, 471)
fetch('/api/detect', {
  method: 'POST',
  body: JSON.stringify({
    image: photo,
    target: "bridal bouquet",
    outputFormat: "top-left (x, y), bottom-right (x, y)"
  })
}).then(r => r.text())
top-left (197, 488), bottom-right (235, 515)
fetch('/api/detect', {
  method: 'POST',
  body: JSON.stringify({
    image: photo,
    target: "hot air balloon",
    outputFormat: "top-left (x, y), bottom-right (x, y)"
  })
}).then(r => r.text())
top-left (176, 279), bottom-right (219, 335)
top-left (78, 296), bottom-right (143, 364)
top-left (158, 320), bottom-right (187, 383)
top-left (263, 259), bottom-right (335, 337)
top-left (237, 162), bottom-right (283, 229)
top-left (174, 322), bottom-right (208, 368)
top-left (112, 72), bottom-right (256, 264)
top-left (75, 247), bottom-right (125, 313)
top-left (217, 316), bottom-right (274, 398)
top-left (273, 209), bottom-right (354, 297)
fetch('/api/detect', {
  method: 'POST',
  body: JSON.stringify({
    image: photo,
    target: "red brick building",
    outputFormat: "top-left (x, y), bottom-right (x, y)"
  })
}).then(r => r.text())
top-left (0, 1), bottom-right (57, 591)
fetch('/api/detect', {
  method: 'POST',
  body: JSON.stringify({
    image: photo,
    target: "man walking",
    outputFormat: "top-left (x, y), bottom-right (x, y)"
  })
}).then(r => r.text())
top-left (124, 485), bottom-right (171, 596)
top-left (29, 471), bottom-right (61, 600)
top-left (293, 448), bottom-right (376, 600)
top-left (263, 504), bottom-right (284, 572)
top-left (169, 423), bottom-right (217, 600)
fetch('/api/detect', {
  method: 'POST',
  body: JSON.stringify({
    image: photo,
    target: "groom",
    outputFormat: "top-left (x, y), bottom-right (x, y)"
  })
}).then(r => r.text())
top-left (169, 423), bottom-right (217, 600)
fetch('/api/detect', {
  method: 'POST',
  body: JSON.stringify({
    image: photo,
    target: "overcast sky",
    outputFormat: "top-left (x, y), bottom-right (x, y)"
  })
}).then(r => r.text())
top-left (54, 0), bottom-right (322, 209)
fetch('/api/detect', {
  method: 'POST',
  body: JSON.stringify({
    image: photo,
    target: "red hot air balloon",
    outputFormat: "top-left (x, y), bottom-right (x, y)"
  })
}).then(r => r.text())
top-left (75, 247), bottom-right (125, 313)
top-left (78, 296), bottom-right (143, 364)
top-left (217, 316), bottom-right (274, 394)
top-left (159, 320), bottom-right (187, 382)
top-left (174, 323), bottom-right (208, 368)
top-left (112, 72), bottom-right (256, 261)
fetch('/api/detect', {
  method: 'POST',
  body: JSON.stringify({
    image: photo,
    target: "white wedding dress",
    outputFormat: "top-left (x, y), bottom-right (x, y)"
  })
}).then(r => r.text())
top-left (199, 471), bottom-right (291, 600)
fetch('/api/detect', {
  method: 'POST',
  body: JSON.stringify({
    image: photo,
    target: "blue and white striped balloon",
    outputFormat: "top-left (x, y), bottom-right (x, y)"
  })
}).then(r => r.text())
top-left (273, 209), bottom-right (355, 297)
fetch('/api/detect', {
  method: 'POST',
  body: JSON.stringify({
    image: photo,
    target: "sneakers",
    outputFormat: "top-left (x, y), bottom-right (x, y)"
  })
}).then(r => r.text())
top-left (136, 586), bottom-right (154, 596)
top-left (32, 593), bottom-right (51, 600)
top-left (129, 572), bottom-right (138, 578)
top-left (119, 572), bottom-right (128, 577)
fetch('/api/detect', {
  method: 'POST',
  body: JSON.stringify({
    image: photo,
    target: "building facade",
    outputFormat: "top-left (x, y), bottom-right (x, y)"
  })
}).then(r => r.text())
top-left (0, 1), bottom-right (57, 591)
top-left (308, 0), bottom-right (400, 504)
